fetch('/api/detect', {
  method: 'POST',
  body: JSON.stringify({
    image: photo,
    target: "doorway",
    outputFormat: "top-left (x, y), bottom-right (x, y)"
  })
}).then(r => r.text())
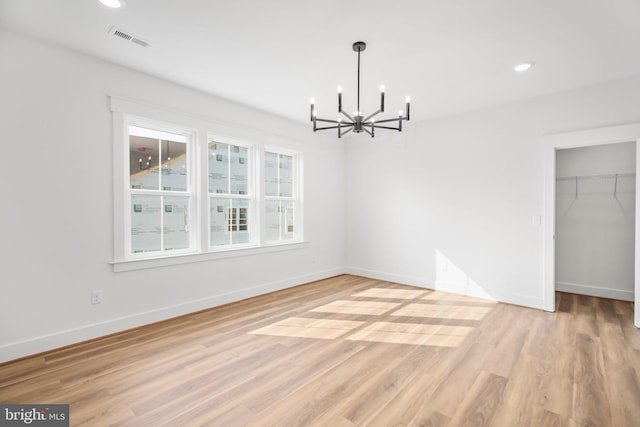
top-left (542, 123), bottom-right (640, 327)
top-left (555, 143), bottom-right (635, 300)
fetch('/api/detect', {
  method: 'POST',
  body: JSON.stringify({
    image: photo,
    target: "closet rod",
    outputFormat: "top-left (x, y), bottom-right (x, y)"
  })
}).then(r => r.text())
top-left (557, 172), bottom-right (635, 199)
top-left (556, 172), bottom-right (635, 181)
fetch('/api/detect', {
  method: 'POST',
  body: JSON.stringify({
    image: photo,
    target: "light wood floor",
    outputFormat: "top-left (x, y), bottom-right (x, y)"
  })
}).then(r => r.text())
top-left (1, 275), bottom-right (639, 426)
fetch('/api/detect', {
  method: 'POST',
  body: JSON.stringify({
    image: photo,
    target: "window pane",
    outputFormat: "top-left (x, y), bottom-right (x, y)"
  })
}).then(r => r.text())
top-left (264, 151), bottom-right (279, 196)
top-left (131, 194), bottom-right (161, 253)
top-left (279, 154), bottom-right (293, 197)
top-left (163, 196), bottom-right (190, 250)
top-left (265, 200), bottom-right (280, 242)
top-left (210, 198), bottom-right (251, 246)
top-left (208, 142), bottom-right (229, 194)
top-left (265, 200), bottom-right (295, 242)
top-left (160, 139), bottom-right (188, 191)
top-left (231, 199), bottom-right (250, 244)
top-left (230, 145), bottom-right (249, 195)
top-left (210, 198), bottom-right (230, 246)
top-left (282, 200), bottom-right (295, 238)
top-left (129, 126), bottom-right (160, 190)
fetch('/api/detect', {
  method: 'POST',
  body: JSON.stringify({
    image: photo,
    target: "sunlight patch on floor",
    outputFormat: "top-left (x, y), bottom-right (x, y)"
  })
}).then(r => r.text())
top-left (392, 303), bottom-right (492, 320)
top-left (249, 317), bottom-right (365, 339)
top-left (247, 287), bottom-right (497, 347)
top-left (309, 300), bottom-right (402, 315)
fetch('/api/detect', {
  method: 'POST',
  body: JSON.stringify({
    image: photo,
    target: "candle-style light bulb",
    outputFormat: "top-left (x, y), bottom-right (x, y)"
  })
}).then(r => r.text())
top-left (337, 86), bottom-right (343, 93)
top-left (380, 85), bottom-right (385, 93)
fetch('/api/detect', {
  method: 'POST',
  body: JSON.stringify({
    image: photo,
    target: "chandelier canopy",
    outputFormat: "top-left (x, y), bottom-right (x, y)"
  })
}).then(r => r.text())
top-left (310, 41), bottom-right (410, 138)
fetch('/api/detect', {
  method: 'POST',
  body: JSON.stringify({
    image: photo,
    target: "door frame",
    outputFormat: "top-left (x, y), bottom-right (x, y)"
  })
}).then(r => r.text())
top-left (542, 122), bottom-right (640, 327)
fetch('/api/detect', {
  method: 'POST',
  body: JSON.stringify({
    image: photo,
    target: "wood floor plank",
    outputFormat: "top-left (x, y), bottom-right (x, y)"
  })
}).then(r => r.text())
top-left (408, 410), bottom-right (450, 427)
top-left (446, 370), bottom-right (507, 427)
top-left (0, 276), bottom-right (638, 426)
top-left (489, 353), bottom-right (545, 427)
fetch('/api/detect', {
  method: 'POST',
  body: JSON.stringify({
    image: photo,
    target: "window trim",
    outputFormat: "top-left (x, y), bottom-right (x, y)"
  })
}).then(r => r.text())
top-left (111, 241), bottom-right (309, 273)
top-left (125, 120), bottom-right (198, 259)
top-left (206, 136), bottom-right (257, 251)
top-left (110, 95), bottom-right (305, 272)
top-left (262, 146), bottom-right (304, 245)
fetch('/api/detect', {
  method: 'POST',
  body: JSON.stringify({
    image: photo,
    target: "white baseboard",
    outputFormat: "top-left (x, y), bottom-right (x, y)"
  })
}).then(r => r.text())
top-left (0, 268), bottom-right (345, 364)
top-left (556, 281), bottom-right (634, 301)
top-left (346, 267), bottom-right (543, 309)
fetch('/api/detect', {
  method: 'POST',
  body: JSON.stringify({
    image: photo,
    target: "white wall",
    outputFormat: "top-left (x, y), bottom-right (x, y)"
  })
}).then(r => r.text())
top-left (555, 143), bottom-right (636, 300)
top-left (0, 30), bottom-right (346, 363)
top-left (346, 73), bottom-right (640, 308)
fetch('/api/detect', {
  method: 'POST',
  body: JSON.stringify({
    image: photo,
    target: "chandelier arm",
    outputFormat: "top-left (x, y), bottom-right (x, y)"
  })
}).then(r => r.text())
top-left (315, 124), bottom-right (352, 131)
top-left (340, 126), bottom-right (354, 137)
top-left (372, 117), bottom-right (404, 124)
top-left (361, 127), bottom-right (373, 137)
top-left (367, 124), bottom-right (401, 131)
top-left (340, 110), bottom-right (355, 122)
top-left (363, 110), bottom-right (381, 123)
top-left (314, 118), bottom-right (344, 124)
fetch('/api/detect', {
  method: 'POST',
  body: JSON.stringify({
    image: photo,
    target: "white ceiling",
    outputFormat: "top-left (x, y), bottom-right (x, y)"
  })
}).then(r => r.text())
top-left (3, 0), bottom-right (640, 124)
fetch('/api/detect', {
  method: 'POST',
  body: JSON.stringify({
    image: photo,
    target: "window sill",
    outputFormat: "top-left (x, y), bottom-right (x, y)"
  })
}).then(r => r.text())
top-left (111, 241), bottom-right (309, 272)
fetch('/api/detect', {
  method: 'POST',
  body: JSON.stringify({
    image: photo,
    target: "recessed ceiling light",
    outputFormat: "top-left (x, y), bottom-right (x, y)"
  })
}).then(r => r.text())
top-left (99, 0), bottom-right (122, 8)
top-left (514, 61), bottom-right (534, 72)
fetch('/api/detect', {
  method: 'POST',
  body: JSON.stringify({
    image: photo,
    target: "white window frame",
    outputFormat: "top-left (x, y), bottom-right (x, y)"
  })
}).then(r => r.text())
top-left (125, 120), bottom-right (198, 259)
top-left (262, 147), bottom-right (304, 245)
top-left (206, 136), bottom-right (257, 250)
top-left (110, 96), bottom-right (306, 272)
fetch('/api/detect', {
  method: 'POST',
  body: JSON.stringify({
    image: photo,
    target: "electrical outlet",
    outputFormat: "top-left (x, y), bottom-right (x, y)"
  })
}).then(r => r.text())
top-left (91, 290), bottom-right (103, 305)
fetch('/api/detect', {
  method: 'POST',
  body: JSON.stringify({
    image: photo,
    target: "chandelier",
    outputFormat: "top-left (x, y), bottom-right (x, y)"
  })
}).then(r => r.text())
top-left (310, 41), bottom-right (411, 138)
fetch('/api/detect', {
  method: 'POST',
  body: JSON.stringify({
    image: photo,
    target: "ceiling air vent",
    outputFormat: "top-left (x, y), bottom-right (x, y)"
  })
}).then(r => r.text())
top-left (108, 27), bottom-right (150, 47)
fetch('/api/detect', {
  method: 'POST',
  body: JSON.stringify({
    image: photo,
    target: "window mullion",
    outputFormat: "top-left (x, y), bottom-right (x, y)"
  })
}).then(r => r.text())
top-left (227, 144), bottom-right (232, 195)
top-left (160, 195), bottom-right (165, 251)
top-left (156, 137), bottom-right (161, 192)
top-left (198, 131), bottom-right (208, 253)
